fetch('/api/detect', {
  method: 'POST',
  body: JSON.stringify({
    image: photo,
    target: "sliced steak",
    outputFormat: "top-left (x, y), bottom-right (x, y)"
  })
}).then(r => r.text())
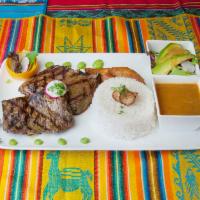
top-left (19, 66), bottom-right (101, 114)
top-left (28, 93), bottom-right (73, 127)
top-left (2, 97), bottom-right (73, 135)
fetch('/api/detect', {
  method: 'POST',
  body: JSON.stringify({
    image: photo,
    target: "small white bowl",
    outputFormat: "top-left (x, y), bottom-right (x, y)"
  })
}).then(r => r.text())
top-left (152, 75), bottom-right (200, 131)
top-left (146, 40), bottom-right (200, 76)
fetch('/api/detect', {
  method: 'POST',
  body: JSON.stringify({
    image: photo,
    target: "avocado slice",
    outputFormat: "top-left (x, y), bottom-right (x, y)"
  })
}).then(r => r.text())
top-left (152, 53), bottom-right (195, 75)
top-left (156, 43), bottom-right (191, 65)
top-left (170, 67), bottom-right (193, 76)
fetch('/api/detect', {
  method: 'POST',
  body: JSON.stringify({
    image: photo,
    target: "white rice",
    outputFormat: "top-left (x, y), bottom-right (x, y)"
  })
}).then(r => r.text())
top-left (89, 77), bottom-right (156, 140)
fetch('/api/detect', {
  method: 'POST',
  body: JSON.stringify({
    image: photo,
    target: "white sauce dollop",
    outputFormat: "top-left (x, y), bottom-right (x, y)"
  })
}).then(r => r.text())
top-left (45, 80), bottom-right (67, 98)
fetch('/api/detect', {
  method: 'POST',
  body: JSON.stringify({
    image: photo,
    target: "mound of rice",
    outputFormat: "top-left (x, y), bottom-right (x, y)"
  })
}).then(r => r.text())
top-left (89, 77), bottom-right (156, 140)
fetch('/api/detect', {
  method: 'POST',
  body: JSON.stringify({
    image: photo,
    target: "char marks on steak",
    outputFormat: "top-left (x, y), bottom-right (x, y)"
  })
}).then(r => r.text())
top-left (2, 97), bottom-right (73, 135)
top-left (2, 66), bottom-right (100, 135)
top-left (28, 93), bottom-right (73, 127)
top-left (19, 66), bottom-right (101, 114)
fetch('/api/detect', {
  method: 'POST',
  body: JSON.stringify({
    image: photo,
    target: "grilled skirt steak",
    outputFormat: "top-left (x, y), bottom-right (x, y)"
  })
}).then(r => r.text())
top-left (28, 93), bottom-right (73, 127)
top-left (2, 97), bottom-right (73, 135)
top-left (19, 66), bottom-right (101, 114)
top-left (2, 66), bottom-right (100, 135)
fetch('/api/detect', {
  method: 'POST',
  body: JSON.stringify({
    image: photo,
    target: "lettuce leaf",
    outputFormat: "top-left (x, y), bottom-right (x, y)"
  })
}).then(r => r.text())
top-left (26, 51), bottom-right (38, 65)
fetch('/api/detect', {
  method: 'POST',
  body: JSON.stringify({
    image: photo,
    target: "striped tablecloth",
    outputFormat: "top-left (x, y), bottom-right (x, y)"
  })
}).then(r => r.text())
top-left (0, 14), bottom-right (200, 199)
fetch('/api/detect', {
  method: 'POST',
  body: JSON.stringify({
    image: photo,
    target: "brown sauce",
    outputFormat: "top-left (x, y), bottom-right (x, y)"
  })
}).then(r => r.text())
top-left (155, 83), bottom-right (200, 115)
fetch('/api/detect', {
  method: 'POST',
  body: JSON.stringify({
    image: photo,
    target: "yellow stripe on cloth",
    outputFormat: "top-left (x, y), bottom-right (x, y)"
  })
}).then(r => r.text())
top-left (0, 150), bottom-right (13, 200)
top-left (98, 151), bottom-right (108, 200)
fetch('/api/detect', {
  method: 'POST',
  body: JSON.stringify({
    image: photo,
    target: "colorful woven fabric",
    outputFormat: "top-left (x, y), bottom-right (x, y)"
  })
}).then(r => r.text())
top-left (0, 14), bottom-right (200, 199)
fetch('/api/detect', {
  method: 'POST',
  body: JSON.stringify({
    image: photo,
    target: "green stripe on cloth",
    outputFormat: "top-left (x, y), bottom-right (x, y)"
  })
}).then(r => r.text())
top-left (112, 152), bottom-right (125, 200)
top-left (105, 18), bottom-right (115, 53)
top-left (11, 151), bottom-right (26, 200)
top-left (33, 15), bottom-right (43, 52)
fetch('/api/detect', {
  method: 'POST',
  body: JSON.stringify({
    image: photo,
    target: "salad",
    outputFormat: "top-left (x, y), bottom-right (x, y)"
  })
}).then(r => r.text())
top-left (150, 43), bottom-right (198, 75)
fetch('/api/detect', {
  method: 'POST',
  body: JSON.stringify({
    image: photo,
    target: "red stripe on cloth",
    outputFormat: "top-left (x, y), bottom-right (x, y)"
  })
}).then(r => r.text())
top-left (14, 20), bottom-right (22, 52)
top-left (94, 151), bottom-right (99, 200)
top-left (0, 150), bottom-right (5, 180)
top-left (180, 0), bottom-right (200, 4)
top-left (122, 152), bottom-right (131, 200)
top-left (0, 20), bottom-right (12, 63)
top-left (190, 17), bottom-right (200, 45)
top-left (17, 19), bottom-right (28, 52)
top-left (51, 19), bottom-right (56, 52)
top-left (6, 151), bottom-right (16, 200)
top-left (36, 151), bottom-right (44, 200)
top-left (107, 151), bottom-right (114, 200)
top-left (40, 16), bottom-right (47, 52)
top-left (30, 17), bottom-right (36, 51)
top-left (48, 0), bottom-right (178, 6)
top-left (47, 4), bottom-right (182, 11)
top-left (92, 20), bottom-right (97, 53)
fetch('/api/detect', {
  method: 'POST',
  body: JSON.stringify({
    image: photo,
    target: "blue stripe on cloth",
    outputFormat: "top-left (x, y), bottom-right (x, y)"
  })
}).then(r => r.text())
top-left (135, 21), bottom-right (145, 53)
top-left (140, 151), bottom-right (151, 200)
top-left (0, 3), bottom-right (46, 18)
top-left (157, 152), bottom-right (167, 200)
top-left (8, 20), bottom-right (20, 52)
top-left (5, 20), bottom-right (16, 57)
top-left (125, 20), bottom-right (134, 53)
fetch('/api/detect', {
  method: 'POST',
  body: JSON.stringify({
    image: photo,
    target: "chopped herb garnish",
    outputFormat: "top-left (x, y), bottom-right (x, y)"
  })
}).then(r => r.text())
top-left (112, 84), bottom-right (128, 95)
top-left (118, 110), bottom-right (124, 114)
top-left (118, 104), bottom-right (125, 114)
top-left (48, 82), bottom-right (66, 96)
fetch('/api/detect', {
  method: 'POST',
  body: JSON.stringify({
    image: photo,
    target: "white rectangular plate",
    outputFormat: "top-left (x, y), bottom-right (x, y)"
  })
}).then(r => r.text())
top-left (0, 53), bottom-right (200, 150)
